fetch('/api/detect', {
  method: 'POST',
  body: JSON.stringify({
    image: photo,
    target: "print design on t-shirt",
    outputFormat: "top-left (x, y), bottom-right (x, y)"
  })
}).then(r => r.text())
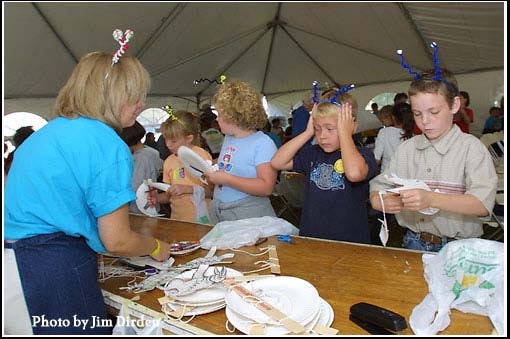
top-left (310, 163), bottom-right (345, 191)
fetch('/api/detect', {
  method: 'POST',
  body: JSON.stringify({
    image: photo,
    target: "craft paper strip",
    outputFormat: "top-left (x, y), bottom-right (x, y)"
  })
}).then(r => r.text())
top-left (223, 275), bottom-right (275, 286)
top-left (230, 285), bottom-right (306, 334)
top-left (158, 296), bottom-right (174, 305)
top-left (313, 323), bottom-right (339, 335)
top-left (249, 323), bottom-right (265, 335)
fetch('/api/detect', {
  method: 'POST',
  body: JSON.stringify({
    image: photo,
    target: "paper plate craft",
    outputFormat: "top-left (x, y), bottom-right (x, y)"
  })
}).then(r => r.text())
top-left (162, 266), bottom-right (243, 304)
top-left (225, 276), bottom-right (321, 326)
top-left (166, 299), bottom-right (226, 316)
top-left (145, 178), bottom-right (171, 192)
top-left (225, 297), bottom-right (333, 335)
top-left (177, 146), bottom-right (216, 182)
top-left (135, 181), bottom-right (164, 217)
top-left (384, 174), bottom-right (439, 215)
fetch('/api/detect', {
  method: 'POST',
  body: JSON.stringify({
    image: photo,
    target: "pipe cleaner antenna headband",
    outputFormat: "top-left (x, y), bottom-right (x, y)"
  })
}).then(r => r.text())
top-left (397, 42), bottom-right (446, 82)
top-left (112, 29), bottom-right (134, 65)
top-left (162, 105), bottom-right (178, 121)
top-left (105, 29), bottom-right (134, 79)
top-left (193, 75), bottom-right (227, 85)
top-left (312, 81), bottom-right (355, 106)
top-left (397, 41), bottom-right (458, 94)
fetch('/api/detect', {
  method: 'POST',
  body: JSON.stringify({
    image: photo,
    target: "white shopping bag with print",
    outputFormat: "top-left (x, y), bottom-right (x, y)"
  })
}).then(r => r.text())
top-left (409, 239), bottom-right (504, 335)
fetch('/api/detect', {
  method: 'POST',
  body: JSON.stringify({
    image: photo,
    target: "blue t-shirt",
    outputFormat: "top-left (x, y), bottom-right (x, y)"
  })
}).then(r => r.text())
top-left (291, 105), bottom-right (310, 138)
top-left (5, 117), bottom-right (135, 253)
top-left (293, 145), bottom-right (378, 244)
top-left (484, 116), bottom-right (502, 131)
top-left (214, 131), bottom-right (277, 203)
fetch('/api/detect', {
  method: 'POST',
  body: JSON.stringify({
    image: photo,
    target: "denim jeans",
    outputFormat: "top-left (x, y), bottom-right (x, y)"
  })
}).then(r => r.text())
top-left (11, 232), bottom-right (111, 334)
top-left (402, 229), bottom-right (448, 252)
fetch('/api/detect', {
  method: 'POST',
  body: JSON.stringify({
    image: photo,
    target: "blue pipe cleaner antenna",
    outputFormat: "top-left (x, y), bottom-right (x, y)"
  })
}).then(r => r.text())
top-left (396, 49), bottom-right (421, 80)
top-left (330, 84), bottom-right (356, 103)
top-left (430, 42), bottom-right (442, 81)
top-left (312, 81), bottom-right (319, 104)
top-left (312, 81), bottom-right (355, 106)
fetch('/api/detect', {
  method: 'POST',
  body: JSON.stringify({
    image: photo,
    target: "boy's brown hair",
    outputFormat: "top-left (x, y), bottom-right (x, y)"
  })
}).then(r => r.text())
top-left (408, 68), bottom-right (459, 108)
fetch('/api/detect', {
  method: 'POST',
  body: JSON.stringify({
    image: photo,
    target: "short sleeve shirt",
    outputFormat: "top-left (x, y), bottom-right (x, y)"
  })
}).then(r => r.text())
top-left (163, 146), bottom-right (212, 222)
top-left (5, 117), bottom-right (135, 253)
top-left (214, 131), bottom-right (277, 203)
top-left (293, 144), bottom-right (378, 243)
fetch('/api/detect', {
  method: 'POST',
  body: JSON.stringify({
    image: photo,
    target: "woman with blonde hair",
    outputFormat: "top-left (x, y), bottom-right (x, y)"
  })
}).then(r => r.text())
top-left (5, 50), bottom-right (172, 334)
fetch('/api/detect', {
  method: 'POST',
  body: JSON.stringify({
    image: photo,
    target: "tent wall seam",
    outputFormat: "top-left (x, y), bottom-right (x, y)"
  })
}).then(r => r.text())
top-left (32, 3), bottom-right (78, 64)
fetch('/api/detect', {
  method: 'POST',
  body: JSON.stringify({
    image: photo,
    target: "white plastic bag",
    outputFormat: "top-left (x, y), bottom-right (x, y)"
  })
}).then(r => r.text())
top-left (409, 238), bottom-right (504, 335)
top-left (200, 216), bottom-right (299, 249)
top-left (112, 302), bottom-right (163, 335)
top-left (192, 186), bottom-right (212, 224)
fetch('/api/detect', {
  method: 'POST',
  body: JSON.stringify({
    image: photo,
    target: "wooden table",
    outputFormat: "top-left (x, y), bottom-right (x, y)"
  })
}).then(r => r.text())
top-left (99, 214), bottom-right (495, 335)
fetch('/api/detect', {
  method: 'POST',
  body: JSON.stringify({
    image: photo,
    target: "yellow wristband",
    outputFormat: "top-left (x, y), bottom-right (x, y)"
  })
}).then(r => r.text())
top-left (150, 239), bottom-right (161, 257)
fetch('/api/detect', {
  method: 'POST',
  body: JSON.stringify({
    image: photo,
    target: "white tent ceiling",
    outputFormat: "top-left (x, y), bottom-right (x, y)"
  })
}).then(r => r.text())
top-left (3, 2), bottom-right (505, 134)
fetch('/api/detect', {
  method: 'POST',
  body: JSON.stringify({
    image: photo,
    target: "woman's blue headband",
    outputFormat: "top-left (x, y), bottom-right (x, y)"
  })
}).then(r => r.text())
top-left (312, 81), bottom-right (355, 106)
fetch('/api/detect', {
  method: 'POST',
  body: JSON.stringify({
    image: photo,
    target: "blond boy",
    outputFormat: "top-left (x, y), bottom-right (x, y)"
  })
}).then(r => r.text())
top-left (271, 92), bottom-right (378, 243)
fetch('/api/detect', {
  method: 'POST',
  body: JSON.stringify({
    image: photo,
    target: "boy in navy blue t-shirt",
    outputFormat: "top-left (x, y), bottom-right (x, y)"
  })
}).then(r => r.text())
top-left (271, 91), bottom-right (378, 244)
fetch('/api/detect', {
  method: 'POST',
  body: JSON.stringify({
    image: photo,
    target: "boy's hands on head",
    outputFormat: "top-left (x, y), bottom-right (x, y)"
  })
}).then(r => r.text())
top-left (304, 111), bottom-right (315, 138)
top-left (336, 103), bottom-right (356, 137)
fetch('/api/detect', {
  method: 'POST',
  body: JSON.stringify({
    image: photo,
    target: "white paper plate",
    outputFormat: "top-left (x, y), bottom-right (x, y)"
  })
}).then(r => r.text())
top-left (225, 276), bottom-right (320, 326)
top-left (167, 300), bottom-right (226, 316)
top-left (177, 146), bottom-right (214, 178)
top-left (225, 297), bottom-right (331, 335)
top-left (166, 267), bottom-right (243, 304)
top-left (135, 182), bottom-right (164, 217)
top-left (317, 297), bottom-right (334, 328)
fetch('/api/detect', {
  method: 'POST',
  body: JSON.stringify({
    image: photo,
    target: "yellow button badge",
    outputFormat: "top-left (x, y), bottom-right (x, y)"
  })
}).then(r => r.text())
top-left (334, 159), bottom-right (344, 174)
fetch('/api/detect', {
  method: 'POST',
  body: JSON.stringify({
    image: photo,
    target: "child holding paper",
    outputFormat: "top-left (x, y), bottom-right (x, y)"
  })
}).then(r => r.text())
top-left (369, 63), bottom-right (497, 251)
top-left (158, 109), bottom-right (213, 223)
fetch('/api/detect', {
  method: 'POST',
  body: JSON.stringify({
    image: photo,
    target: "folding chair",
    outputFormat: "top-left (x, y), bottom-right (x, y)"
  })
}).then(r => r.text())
top-left (271, 171), bottom-right (305, 225)
top-left (484, 210), bottom-right (504, 241)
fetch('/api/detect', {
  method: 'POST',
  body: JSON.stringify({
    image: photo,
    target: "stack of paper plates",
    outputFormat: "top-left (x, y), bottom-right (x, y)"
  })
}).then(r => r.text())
top-left (224, 276), bottom-right (334, 334)
top-left (161, 266), bottom-right (243, 317)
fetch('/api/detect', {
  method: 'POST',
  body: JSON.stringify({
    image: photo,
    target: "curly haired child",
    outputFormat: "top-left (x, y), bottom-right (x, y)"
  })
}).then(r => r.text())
top-left (203, 80), bottom-right (278, 223)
